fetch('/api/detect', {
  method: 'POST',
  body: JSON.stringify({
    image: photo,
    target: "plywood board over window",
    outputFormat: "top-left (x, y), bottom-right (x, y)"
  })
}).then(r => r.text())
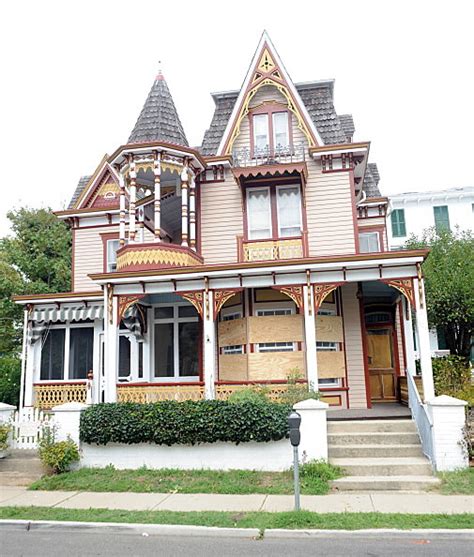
top-left (218, 318), bottom-right (247, 347)
top-left (317, 351), bottom-right (346, 378)
top-left (247, 315), bottom-right (304, 343)
top-left (315, 316), bottom-right (343, 342)
top-left (219, 355), bottom-right (248, 381)
top-left (248, 351), bottom-right (305, 381)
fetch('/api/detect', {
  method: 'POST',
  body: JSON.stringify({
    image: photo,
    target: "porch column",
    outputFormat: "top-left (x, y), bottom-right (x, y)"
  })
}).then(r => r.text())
top-left (19, 308), bottom-right (28, 409)
top-left (189, 175), bottom-right (196, 251)
top-left (403, 298), bottom-right (416, 376)
top-left (137, 207), bottom-right (145, 243)
top-left (118, 171), bottom-right (126, 246)
top-left (153, 151), bottom-right (161, 241)
top-left (180, 164), bottom-right (189, 247)
top-left (129, 159), bottom-right (137, 242)
top-left (203, 289), bottom-right (216, 399)
top-left (103, 285), bottom-right (118, 403)
top-left (303, 285), bottom-right (318, 390)
top-left (413, 276), bottom-right (435, 401)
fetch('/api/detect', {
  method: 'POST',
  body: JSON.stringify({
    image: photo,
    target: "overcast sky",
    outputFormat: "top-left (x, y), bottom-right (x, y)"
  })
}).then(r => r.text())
top-left (1, 0), bottom-right (472, 236)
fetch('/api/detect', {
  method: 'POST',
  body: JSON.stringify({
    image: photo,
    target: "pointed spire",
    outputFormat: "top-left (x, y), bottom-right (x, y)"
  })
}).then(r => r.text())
top-left (128, 67), bottom-right (188, 146)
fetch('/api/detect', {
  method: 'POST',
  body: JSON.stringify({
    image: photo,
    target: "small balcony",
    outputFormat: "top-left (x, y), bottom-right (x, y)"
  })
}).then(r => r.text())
top-left (239, 237), bottom-right (304, 262)
top-left (232, 142), bottom-right (306, 168)
top-left (116, 242), bottom-right (203, 272)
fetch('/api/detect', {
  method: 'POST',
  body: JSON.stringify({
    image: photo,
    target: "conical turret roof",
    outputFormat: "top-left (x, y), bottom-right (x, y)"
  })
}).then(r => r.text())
top-left (128, 71), bottom-right (188, 146)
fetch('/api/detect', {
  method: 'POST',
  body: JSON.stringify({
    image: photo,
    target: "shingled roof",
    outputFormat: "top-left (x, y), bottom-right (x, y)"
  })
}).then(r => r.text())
top-left (128, 72), bottom-right (188, 146)
top-left (68, 175), bottom-right (91, 209)
top-left (201, 81), bottom-right (349, 155)
top-left (338, 114), bottom-right (355, 142)
top-left (363, 162), bottom-right (382, 198)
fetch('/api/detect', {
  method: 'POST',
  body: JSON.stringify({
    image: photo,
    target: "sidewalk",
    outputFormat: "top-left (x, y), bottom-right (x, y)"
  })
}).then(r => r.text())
top-left (1, 486), bottom-right (473, 514)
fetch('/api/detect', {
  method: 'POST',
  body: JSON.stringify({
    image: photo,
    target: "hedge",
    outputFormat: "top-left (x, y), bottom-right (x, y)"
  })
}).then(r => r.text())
top-left (80, 400), bottom-right (291, 446)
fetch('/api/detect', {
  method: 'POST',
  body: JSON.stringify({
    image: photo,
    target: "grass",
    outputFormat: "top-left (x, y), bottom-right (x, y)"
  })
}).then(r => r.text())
top-left (438, 467), bottom-right (474, 495)
top-left (0, 506), bottom-right (472, 530)
top-left (29, 462), bottom-right (342, 496)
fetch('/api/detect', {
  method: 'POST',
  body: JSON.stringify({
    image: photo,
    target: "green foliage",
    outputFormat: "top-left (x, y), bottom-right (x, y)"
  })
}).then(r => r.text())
top-left (438, 467), bottom-right (474, 495)
top-left (39, 432), bottom-right (80, 474)
top-left (0, 424), bottom-right (11, 451)
top-left (0, 253), bottom-right (24, 354)
top-left (406, 228), bottom-right (474, 358)
top-left (80, 400), bottom-right (291, 446)
top-left (228, 386), bottom-right (270, 404)
top-left (432, 356), bottom-right (472, 403)
top-left (0, 356), bottom-right (21, 406)
top-left (299, 459), bottom-right (342, 483)
top-left (277, 369), bottom-right (320, 406)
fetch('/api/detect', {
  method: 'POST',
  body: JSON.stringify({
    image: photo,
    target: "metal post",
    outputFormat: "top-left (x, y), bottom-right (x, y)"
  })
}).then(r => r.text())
top-left (293, 445), bottom-right (300, 511)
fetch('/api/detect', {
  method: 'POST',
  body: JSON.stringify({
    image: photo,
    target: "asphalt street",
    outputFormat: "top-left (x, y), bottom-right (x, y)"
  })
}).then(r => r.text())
top-left (1, 524), bottom-right (473, 557)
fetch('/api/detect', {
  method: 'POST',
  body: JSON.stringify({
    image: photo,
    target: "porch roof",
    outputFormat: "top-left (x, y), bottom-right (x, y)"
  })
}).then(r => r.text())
top-left (88, 249), bottom-right (429, 294)
top-left (13, 291), bottom-right (103, 306)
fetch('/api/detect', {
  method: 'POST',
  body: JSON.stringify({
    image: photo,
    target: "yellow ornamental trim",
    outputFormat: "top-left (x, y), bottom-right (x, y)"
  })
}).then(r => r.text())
top-left (258, 48), bottom-right (276, 73)
top-left (116, 247), bottom-right (202, 270)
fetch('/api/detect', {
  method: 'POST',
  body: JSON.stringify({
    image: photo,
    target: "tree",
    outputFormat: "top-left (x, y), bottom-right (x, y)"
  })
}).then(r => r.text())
top-left (406, 228), bottom-right (474, 359)
top-left (0, 207), bottom-right (72, 355)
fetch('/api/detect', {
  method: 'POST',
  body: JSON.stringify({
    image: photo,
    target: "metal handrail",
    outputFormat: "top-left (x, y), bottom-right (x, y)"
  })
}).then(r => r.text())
top-left (407, 373), bottom-right (434, 467)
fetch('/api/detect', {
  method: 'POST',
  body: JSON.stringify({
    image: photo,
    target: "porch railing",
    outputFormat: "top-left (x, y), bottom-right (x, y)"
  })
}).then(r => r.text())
top-left (240, 237), bottom-right (304, 262)
top-left (117, 383), bottom-right (205, 403)
top-left (407, 373), bottom-right (434, 466)
top-left (34, 382), bottom-right (87, 409)
top-left (232, 143), bottom-right (306, 168)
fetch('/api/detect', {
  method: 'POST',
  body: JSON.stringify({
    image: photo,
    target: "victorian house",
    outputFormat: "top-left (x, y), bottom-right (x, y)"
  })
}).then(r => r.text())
top-left (15, 33), bottom-right (435, 411)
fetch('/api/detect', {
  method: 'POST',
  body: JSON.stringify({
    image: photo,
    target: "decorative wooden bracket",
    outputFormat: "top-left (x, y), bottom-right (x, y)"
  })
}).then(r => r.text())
top-left (107, 283), bottom-right (114, 324)
top-left (313, 283), bottom-right (343, 313)
top-left (179, 291), bottom-right (205, 319)
top-left (271, 285), bottom-right (304, 309)
top-left (117, 294), bottom-right (146, 322)
top-left (213, 289), bottom-right (243, 319)
top-left (381, 278), bottom-right (416, 310)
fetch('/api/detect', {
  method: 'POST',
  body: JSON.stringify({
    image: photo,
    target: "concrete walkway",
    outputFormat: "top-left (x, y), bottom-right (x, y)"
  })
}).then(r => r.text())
top-left (0, 486), bottom-right (473, 514)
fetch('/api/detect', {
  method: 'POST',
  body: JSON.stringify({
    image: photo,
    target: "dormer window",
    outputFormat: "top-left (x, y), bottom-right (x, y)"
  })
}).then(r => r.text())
top-left (251, 105), bottom-right (291, 157)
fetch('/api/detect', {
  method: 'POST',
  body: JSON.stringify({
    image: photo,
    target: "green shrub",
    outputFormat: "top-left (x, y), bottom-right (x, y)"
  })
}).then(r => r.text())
top-left (433, 356), bottom-right (472, 405)
top-left (298, 459), bottom-right (342, 492)
top-left (0, 424), bottom-right (11, 451)
top-left (39, 437), bottom-right (80, 474)
top-left (80, 400), bottom-right (292, 446)
top-left (277, 370), bottom-right (320, 406)
top-left (0, 356), bottom-right (21, 407)
top-left (228, 386), bottom-right (270, 404)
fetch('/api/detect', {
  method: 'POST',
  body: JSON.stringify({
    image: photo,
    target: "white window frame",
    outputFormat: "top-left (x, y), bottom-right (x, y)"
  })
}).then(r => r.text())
top-left (253, 113), bottom-right (270, 153)
top-left (254, 301), bottom-right (296, 317)
top-left (152, 303), bottom-right (200, 383)
top-left (256, 342), bottom-right (295, 353)
top-left (318, 378), bottom-right (341, 388)
top-left (36, 321), bottom-right (97, 383)
top-left (220, 306), bottom-right (243, 322)
top-left (358, 231), bottom-right (380, 253)
top-left (106, 239), bottom-right (120, 272)
top-left (246, 186), bottom-right (272, 240)
top-left (221, 345), bottom-right (244, 355)
top-left (276, 184), bottom-right (302, 238)
top-left (272, 112), bottom-right (289, 151)
top-left (316, 341), bottom-right (338, 351)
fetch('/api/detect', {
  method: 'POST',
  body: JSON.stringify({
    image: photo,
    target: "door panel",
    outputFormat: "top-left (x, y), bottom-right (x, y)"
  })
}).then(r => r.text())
top-left (366, 327), bottom-right (396, 401)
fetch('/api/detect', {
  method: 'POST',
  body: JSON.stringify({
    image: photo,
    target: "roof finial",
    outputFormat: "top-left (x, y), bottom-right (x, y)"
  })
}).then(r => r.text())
top-left (156, 60), bottom-right (164, 81)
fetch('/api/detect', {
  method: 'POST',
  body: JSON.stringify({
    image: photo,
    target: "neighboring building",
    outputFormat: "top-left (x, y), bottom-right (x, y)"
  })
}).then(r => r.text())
top-left (14, 33), bottom-right (436, 411)
top-left (387, 186), bottom-right (474, 355)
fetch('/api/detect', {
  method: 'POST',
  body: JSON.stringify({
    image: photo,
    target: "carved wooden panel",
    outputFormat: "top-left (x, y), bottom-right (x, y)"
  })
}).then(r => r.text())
top-left (218, 318), bottom-right (247, 347)
top-left (315, 316), bottom-right (344, 342)
top-left (247, 315), bottom-right (304, 344)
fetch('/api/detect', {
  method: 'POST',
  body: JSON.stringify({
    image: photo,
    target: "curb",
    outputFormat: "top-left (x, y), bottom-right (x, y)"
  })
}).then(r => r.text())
top-left (0, 520), bottom-right (260, 539)
top-left (1, 520), bottom-right (473, 538)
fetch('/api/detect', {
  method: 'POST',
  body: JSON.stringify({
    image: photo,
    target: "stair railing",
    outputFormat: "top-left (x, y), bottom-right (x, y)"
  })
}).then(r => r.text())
top-left (407, 372), bottom-right (435, 468)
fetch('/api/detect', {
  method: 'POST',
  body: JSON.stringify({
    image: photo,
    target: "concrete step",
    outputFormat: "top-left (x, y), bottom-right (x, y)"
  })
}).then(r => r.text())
top-left (327, 419), bottom-right (416, 434)
top-left (328, 444), bottom-right (424, 458)
top-left (331, 475), bottom-right (441, 492)
top-left (0, 457), bottom-right (44, 474)
top-left (328, 432), bottom-right (420, 446)
top-left (0, 471), bottom-right (42, 487)
top-left (329, 457), bottom-right (432, 477)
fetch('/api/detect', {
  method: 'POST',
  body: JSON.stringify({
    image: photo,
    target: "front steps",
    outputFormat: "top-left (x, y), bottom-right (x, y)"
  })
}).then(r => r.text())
top-left (0, 449), bottom-right (44, 486)
top-left (328, 419), bottom-right (440, 492)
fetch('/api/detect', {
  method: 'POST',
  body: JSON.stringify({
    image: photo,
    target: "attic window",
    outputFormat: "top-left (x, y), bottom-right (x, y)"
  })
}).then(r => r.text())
top-left (104, 191), bottom-right (116, 199)
top-left (251, 107), bottom-right (290, 157)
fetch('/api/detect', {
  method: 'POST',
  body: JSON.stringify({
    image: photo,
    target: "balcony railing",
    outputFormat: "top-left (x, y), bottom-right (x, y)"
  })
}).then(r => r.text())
top-left (34, 382), bottom-right (87, 409)
top-left (233, 143), bottom-right (306, 168)
top-left (240, 237), bottom-right (304, 262)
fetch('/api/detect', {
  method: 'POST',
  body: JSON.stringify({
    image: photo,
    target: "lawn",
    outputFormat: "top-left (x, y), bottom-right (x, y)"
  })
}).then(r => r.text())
top-left (437, 467), bottom-right (474, 495)
top-left (29, 462), bottom-right (341, 495)
top-left (0, 507), bottom-right (472, 530)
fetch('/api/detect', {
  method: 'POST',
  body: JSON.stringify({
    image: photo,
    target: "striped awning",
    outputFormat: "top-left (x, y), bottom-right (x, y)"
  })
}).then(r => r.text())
top-left (30, 304), bottom-right (104, 323)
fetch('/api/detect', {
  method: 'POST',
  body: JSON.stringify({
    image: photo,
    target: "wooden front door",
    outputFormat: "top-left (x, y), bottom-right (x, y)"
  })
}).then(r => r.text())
top-left (366, 327), bottom-right (397, 401)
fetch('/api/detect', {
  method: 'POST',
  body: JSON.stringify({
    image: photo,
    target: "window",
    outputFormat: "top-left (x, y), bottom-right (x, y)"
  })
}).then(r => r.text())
top-left (257, 342), bottom-right (295, 353)
top-left (317, 308), bottom-right (337, 316)
top-left (154, 304), bottom-right (199, 380)
top-left (40, 329), bottom-right (65, 380)
top-left (107, 239), bottom-right (120, 272)
top-left (316, 342), bottom-right (337, 351)
top-left (359, 232), bottom-right (380, 253)
top-left (391, 209), bottom-right (406, 237)
top-left (69, 327), bottom-right (94, 379)
top-left (276, 186), bottom-right (302, 237)
top-left (257, 308), bottom-right (293, 316)
top-left (272, 112), bottom-right (289, 151)
top-left (318, 378), bottom-right (341, 387)
top-left (222, 345), bottom-right (244, 355)
top-left (247, 188), bottom-right (272, 239)
top-left (253, 114), bottom-right (269, 153)
top-left (221, 312), bottom-right (242, 322)
top-left (118, 335), bottom-right (131, 379)
top-left (434, 205), bottom-right (450, 232)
